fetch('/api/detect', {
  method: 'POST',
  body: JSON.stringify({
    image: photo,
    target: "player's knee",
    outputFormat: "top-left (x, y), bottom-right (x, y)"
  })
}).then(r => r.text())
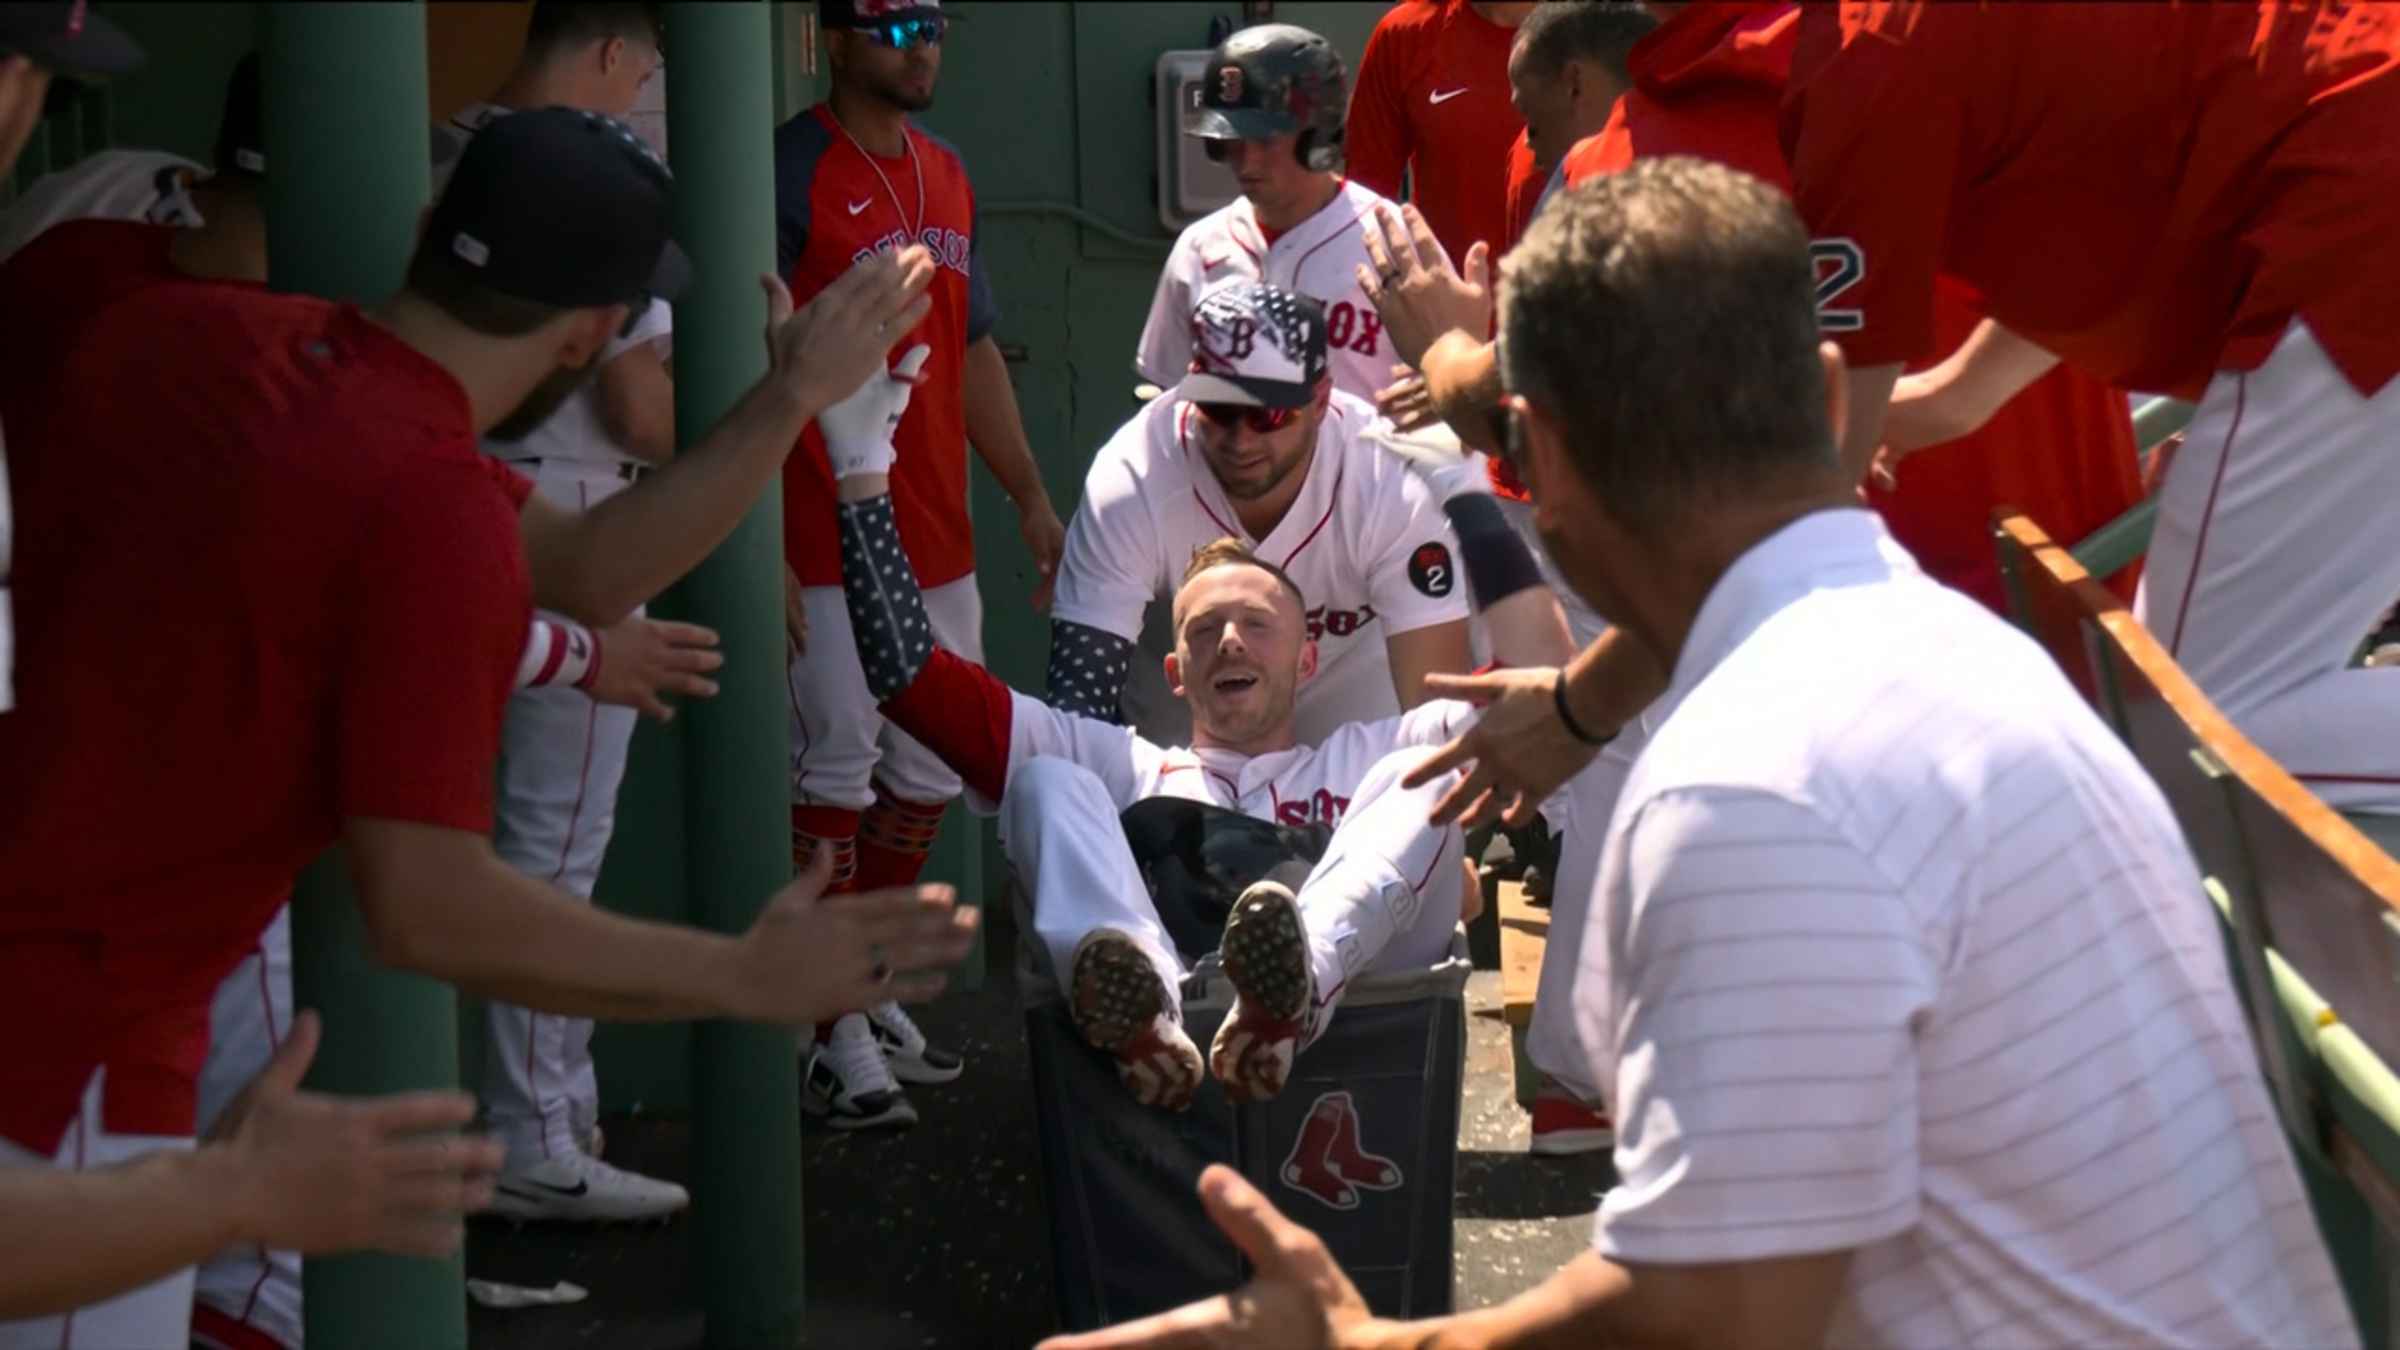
top-left (1001, 755), bottom-right (1112, 824)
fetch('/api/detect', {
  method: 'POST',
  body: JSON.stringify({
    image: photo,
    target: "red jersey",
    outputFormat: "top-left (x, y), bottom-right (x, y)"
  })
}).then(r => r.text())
top-left (1784, 1), bottom-right (2400, 400)
top-left (1562, 3), bottom-right (2140, 612)
top-left (1499, 128), bottom-right (1544, 257)
top-left (774, 105), bottom-right (995, 588)
top-left (1346, 0), bottom-right (1526, 265)
top-left (0, 260), bottom-right (531, 1152)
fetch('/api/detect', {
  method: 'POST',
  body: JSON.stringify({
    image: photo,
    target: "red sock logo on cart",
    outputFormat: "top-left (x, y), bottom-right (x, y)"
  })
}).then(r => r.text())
top-left (1280, 1090), bottom-right (1402, 1211)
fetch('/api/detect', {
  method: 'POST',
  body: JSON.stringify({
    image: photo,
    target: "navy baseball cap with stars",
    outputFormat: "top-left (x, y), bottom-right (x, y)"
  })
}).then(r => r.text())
top-left (426, 105), bottom-right (690, 310)
top-left (1182, 282), bottom-right (1330, 410)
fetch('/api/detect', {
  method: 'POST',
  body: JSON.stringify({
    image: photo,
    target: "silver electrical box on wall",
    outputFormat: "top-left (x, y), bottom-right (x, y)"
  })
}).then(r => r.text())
top-left (1155, 49), bottom-right (1242, 232)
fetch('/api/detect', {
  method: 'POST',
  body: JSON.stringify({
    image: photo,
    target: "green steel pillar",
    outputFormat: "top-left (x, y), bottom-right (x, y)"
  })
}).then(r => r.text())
top-left (663, 5), bottom-right (809, 1345)
top-left (262, 6), bottom-right (462, 1349)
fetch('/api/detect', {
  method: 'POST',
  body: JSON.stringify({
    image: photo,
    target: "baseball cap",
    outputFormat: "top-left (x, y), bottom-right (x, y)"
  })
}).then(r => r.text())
top-left (212, 52), bottom-right (263, 178)
top-left (1180, 282), bottom-right (1329, 410)
top-left (0, 1), bottom-right (140, 79)
top-left (818, 0), bottom-right (956, 29)
top-left (425, 106), bottom-right (689, 309)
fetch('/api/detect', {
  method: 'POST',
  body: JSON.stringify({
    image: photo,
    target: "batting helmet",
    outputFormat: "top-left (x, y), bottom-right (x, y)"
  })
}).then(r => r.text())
top-left (1185, 23), bottom-right (1348, 173)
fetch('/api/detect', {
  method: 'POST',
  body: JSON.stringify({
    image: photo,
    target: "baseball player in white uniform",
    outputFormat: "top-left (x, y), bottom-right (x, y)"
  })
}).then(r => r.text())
top-left (816, 339), bottom-right (1570, 1109)
top-left (1054, 282), bottom-right (1471, 747)
top-left (1135, 24), bottom-right (1417, 407)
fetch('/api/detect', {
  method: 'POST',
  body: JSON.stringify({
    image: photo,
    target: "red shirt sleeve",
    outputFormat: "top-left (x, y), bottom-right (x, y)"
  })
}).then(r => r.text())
top-left (1344, 13), bottom-right (1416, 202)
top-left (335, 458), bottom-right (530, 831)
top-left (878, 648), bottom-right (1016, 805)
top-left (1779, 2), bottom-right (1962, 369)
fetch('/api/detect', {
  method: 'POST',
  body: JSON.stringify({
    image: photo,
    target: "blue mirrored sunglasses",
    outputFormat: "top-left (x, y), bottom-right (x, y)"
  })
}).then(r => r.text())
top-left (861, 15), bottom-right (946, 50)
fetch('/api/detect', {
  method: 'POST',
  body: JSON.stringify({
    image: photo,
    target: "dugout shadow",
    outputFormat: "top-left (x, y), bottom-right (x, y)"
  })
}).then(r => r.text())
top-left (1452, 1148), bottom-right (1615, 1222)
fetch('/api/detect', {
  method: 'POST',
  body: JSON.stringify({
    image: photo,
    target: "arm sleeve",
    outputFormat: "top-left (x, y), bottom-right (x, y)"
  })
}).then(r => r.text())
top-left (771, 121), bottom-right (825, 280)
top-left (1045, 619), bottom-right (1136, 723)
top-left (963, 190), bottom-right (999, 343)
top-left (1133, 243), bottom-right (1195, 386)
top-left (1592, 787), bottom-right (1937, 1264)
top-left (1779, 5), bottom-right (1964, 369)
top-left (1343, 17), bottom-right (1414, 202)
top-left (1362, 466), bottom-right (1474, 636)
top-left (336, 464), bottom-right (527, 831)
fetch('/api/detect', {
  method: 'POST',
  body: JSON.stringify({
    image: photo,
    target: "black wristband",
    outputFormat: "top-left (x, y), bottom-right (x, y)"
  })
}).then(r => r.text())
top-left (1554, 668), bottom-right (1615, 747)
top-left (1442, 492), bottom-right (1545, 611)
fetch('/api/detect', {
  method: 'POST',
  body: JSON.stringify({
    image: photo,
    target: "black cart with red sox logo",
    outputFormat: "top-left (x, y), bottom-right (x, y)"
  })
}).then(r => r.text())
top-left (1019, 798), bottom-right (1471, 1333)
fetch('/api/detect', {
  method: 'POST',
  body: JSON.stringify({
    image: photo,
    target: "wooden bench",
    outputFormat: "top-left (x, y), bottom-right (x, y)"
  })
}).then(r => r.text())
top-left (1497, 880), bottom-right (1547, 1109)
top-left (2000, 510), bottom-right (2400, 1343)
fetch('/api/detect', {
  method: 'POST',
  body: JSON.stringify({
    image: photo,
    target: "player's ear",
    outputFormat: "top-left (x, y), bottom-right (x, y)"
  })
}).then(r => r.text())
top-left (1296, 640), bottom-right (1319, 685)
top-left (1164, 651), bottom-right (1187, 698)
top-left (599, 34), bottom-right (627, 77)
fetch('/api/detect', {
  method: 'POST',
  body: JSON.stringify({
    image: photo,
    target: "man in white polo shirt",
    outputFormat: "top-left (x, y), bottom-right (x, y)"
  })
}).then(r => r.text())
top-left (1042, 157), bottom-right (2353, 1350)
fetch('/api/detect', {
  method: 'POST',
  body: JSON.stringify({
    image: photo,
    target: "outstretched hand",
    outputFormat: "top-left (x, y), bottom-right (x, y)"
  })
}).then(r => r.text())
top-left (1357, 203), bottom-right (1491, 372)
top-left (1036, 1165), bottom-right (1383, 1350)
top-left (820, 343), bottom-right (934, 480)
top-left (728, 846), bottom-right (980, 1024)
top-left (209, 1011), bottom-right (503, 1258)
top-left (1404, 667), bottom-right (1599, 828)
top-left (760, 246), bottom-right (936, 416)
top-left (587, 616), bottom-right (723, 722)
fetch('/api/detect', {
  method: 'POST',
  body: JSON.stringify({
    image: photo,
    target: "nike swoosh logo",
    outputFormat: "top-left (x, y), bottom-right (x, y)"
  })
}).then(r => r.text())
top-left (498, 1178), bottom-right (590, 1199)
top-left (846, 198), bottom-right (873, 215)
top-left (1428, 87), bottom-right (1470, 105)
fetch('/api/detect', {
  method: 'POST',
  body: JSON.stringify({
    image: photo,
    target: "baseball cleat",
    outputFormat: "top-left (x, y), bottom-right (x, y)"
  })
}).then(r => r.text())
top-left (1529, 1083), bottom-right (1613, 1157)
top-left (1210, 881), bottom-right (1315, 1104)
top-left (866, 999), bottom-right (964, 1085)
top-left (489, 1150), bottom-right (690, 1224)
top-left (1071, 929), bottom-right (1204, 1111)
top-left (802, 1012), bottom-right (919, 1130)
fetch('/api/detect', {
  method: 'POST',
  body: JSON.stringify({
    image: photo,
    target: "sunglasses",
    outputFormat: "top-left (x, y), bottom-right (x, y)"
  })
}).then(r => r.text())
top-left (859, 15), bottom-right (946, 50)
top-left (1192, 401), bottom-right (1303, 435)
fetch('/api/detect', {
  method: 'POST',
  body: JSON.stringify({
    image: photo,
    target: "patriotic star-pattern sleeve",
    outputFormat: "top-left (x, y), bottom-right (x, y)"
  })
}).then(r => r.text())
top-left (1046, 618), bottom-right (1136, 723)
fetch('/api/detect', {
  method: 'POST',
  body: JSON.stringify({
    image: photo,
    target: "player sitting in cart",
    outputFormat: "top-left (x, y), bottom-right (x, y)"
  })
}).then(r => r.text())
top-left (812, 284), bottom-right (1573, 1110)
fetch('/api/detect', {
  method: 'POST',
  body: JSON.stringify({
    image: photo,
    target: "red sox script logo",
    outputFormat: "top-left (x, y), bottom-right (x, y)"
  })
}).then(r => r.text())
top-left (1274, 788), bottom-right (1352, 829)
top-left (1280, 1090), bottom-right (1402, 1211)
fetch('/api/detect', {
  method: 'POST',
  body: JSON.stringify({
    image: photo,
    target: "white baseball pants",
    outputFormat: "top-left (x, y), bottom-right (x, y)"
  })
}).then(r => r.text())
top-left (191, 906), bottom-right (301, 1350)
top-left (0, 1070), bottom-right (197, 1350)
top-left (483, 462), bottom-right (640, 1168)
top-left (2137, 321), bottom-right (2400, 813)
top-left (998, 751), bottom-right (1463, 1039)
top-left (788, 575), bottom-right (984, 811)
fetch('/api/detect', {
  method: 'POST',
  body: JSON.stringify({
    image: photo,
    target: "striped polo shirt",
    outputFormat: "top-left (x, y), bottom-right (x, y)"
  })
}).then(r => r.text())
top-left (1570, 508), bottom-right (2353, 1347)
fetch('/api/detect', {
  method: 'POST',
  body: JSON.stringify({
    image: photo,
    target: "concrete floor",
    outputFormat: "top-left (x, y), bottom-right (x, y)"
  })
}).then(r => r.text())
top-left (467, 928), bottom-right (1611, 1349)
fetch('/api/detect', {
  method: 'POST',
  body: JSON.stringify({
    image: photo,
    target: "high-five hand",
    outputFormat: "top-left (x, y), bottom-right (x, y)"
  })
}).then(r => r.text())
top-left (820, 344), bottom-right (934, 479)
top-left (727, 846), bottom-right (980, 1023)
top-left (586, 616), bottom-right (723, 722)
top-left (1357, 202), bottom-right (1491, 372)
top-left (760, 245), bottom-right (936, 414)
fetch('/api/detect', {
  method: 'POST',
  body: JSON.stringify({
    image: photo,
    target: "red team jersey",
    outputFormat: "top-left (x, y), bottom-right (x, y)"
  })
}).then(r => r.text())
top-left (1499, 128), bottom-right (1542, 257)
top-left (1345, 0), bottom-right (1527, 265)
top-left (0, 242), bottom-right (531, 1152)
top-left (1783, 0), bottom-right (2400, 402)
top-left (1546, 2), bottom-right (2140, 611)
top-left (775, 104), bottom-right (996, 589)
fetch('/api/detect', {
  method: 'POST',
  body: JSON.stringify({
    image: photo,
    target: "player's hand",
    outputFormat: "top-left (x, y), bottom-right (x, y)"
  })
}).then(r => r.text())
top-left (1375, 366), bottom-right (1439, 432)
top-left (1357, 203), bottom-right (1490, 372)
top-left (785, 561), bottom-right (810, 655)
top-left (727, 847), bottom-right (980, 1023)
top-left (587, 616), bottom-right (722, 722)
top-left (1363, 413), bottom-right (1482, 503)
top-left (760, 246), bottom-right (936, 416)
top-left (1038, 1166), bottom-right (1384, 1350)
top-left (1018, 495), bottom-right (1067, 611)
top-left (208, 1011), bottom-right (503, 1258)
top-left (818, 343), bottom-right (933, 479)
top-left (1404, 667), bottom-right (1599, 828)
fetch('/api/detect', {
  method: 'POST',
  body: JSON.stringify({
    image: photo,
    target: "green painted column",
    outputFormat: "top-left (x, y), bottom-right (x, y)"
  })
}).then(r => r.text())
top-left (261, 6), bottom-right (464, 1349)
top-left (662, 5), bottom-right (809, 1345)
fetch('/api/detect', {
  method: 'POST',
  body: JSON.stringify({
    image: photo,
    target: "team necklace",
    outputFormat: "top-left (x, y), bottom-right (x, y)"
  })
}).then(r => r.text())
top-left (831, 107), bottom-right (925, 241)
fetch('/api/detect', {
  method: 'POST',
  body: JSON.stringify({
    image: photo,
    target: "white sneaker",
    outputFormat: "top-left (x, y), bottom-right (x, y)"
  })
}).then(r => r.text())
top-left (489, 1149), bottom-right (690, 1223)
top-left (803, 1012), bottom-right (918, 1130)
top-left (866, 1000), bottom-right (964, 1085)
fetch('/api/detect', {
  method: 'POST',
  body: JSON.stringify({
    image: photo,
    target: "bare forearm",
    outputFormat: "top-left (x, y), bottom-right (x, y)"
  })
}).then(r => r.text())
top-left (0, 1148), bottom-right (246, 1318)
top-left (1483, 588), bottom-right (1573, 669)
top-left (348, 826), bottom-right (737, 1022)
top-left (1386, 621), bottom-right (1474, 707)
top-left (1364, 1253), bottom-right (1633, 1349)
top-left (1423, 331), bottom-right (1506, 453)
top-left (527, 378), bottom-right (811, 625)
top-left (962, 337), bottom-right (1050, 510)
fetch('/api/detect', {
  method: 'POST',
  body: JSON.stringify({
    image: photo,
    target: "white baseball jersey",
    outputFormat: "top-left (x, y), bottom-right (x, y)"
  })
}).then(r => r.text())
top-left (0, 149), bottom-right (203, 266)
top-left (1051, 388), bottom-right (1470, 741)
top-left (486, 300), bottom-right (675, 471)
top-left (1136, 179), bottom-right (1407, 404)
